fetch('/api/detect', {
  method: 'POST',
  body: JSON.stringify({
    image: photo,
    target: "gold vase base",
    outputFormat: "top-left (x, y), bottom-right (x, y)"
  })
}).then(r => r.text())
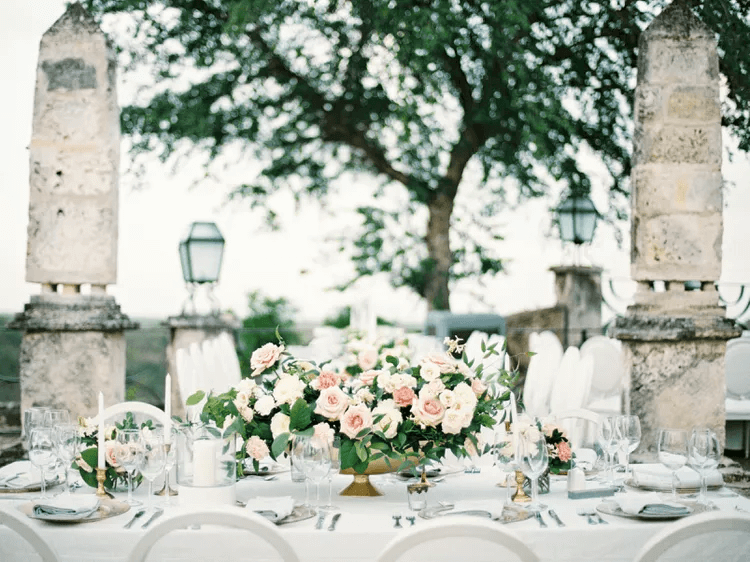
top-left (512, 470), bottom-right (532, 504)
top-left (339, 474), bottom-right (383, 497)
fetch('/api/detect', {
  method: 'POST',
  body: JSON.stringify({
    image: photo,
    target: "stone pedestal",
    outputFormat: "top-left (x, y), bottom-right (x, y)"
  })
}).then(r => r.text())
top-left (8, 295), bottom-right (138, 418)
top-left (165, 314), bottom-right (240, 419)
top-left (550, 266), bottom-right (602, 348)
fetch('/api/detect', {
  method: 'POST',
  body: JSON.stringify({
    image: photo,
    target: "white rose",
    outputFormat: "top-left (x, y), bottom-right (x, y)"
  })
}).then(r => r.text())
top-left (238, 404), bottom-right (254, 423)
top-left (377, 371), bottom-right (395, 393)
top-left (373, 404), bottom-right (402, 439)
top-left (427, 378), bottom-right (445, 395)
top-left (453, 382), bottom-right (478, 408)
top-left (272, 375), bottom-right (306, 405)
top-left (391, 373), bottom-right (417, 389)
top-left (420, 361), bottom-right (441, 382)
top-left (441, 407), bottom-right (465, 434)
top-left (270, 412), bottom-right (290, 438)
top-left (236, 378), bottom-right (257, 395)
top-left (356, 387), bottom-right (375, 404)
top-left (233, 391), bottom-right (250, 410)
top-left (254, 395), bottom-right (276, 416)
top-left (438, 389), bottom-right (457, 408)
top-left (421, 352), bottom-right (459, 373)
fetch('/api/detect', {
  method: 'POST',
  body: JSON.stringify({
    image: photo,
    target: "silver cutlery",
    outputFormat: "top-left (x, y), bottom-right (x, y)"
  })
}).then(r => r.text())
top-left (141, 508), bottom-right (164, 529)
top-left (124, 509), bottom-right (145, 529)
top-left (594, 512), bottom-right (608, 525)
top-left (547, 509), bottom-right (565, 527)
top-left (534, 511), bottom-right (548, 528)
top-left (406, 516), bottom-right (416, 526)
top-left (328, 513), bottom-right (341, 531)
top-left (315, 512), bottom-right (327, 530)
top-left (392, 515), bottom-right (402, 528)
top-left (577, 508), bottom-right (598, 525)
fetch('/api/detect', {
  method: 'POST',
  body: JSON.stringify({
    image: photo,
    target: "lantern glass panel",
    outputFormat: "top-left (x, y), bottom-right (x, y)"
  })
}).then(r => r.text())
top-left (187, 240), bottom-right (224, 283)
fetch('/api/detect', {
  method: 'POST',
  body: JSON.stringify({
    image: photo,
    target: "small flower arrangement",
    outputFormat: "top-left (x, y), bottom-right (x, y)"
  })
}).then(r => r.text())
top-left (496, 416), bottom-right (573, 474)
top-left (75, 412), bottom-right (148, 490)
top-left (189, 335), bottom-right (517, 476)
top-left (543, 422), bottom-right (573, 474)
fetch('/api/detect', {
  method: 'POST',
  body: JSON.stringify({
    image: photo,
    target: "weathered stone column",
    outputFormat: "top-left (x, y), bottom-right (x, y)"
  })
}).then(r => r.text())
top-left (165, 314), bottom-right (240, 420)
top-left (550, 266), bottom-right (603, 348)
top-left (611, 1), bottom-right (740, 459)
top-left (9, 3), bottom-right (137, 419)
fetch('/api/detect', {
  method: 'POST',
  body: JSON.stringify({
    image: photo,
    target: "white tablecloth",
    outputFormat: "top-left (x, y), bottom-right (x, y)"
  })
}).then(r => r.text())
top-left (1, 467), bottom-right (750, 562)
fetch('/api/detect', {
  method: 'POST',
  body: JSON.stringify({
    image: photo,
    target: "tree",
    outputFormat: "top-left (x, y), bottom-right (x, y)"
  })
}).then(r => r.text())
top-left (80, 0), bottom-right (750, 310)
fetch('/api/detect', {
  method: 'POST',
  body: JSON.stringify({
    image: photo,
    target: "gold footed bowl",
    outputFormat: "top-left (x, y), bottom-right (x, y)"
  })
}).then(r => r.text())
top-left (339, 457), bottom-right (396, 497)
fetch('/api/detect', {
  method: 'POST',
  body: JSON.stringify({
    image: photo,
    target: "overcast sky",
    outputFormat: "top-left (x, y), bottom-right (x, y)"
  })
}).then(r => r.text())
top-left (2, 1), bottom-right (749, 326)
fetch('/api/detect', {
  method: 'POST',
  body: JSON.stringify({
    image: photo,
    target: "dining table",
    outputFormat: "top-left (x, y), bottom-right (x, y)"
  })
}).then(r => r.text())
top-left (1, 463), bottom-right (750, 562)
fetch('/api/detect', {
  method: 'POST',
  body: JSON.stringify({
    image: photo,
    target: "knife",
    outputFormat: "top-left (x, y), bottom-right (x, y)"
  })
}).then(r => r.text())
top-left (547, 509), bottom-right (565, 527)
top-left (534, 511), bottom-right (548, 528)
top-left (315, 512), bottom-right (327, 530)
top-left (328, 513), bottom-right (341, 531)
top-left (141, 508), bottom-right (164, 529)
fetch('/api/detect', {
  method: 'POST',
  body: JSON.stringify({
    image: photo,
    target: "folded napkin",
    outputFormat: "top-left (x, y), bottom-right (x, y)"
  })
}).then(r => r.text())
top-left (424, 501), bottom-right (501, 520)
top-left (613, 492), bottom-right (691, 516)
top-left (32, 496), bottom-right (100, 520)
top-left (244, 496), bottom-right (295, 523)
top-left (631, 464), bottom-right (723, 489)
top-left (0, 461), bottom-right (42, 489)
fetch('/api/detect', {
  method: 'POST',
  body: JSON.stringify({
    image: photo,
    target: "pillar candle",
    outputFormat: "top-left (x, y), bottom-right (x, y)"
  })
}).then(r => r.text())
top-left (97, 392), bottom-right (105, 469)
top-left (192, 440), bottom-right (216, 486)
top-left (164, 373), bottom-right (172, 444)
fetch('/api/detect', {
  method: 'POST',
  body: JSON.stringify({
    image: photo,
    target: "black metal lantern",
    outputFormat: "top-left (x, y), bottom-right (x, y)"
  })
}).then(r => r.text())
top-left (179, 222), bottom-right (225, 313)
top-left (556, 193), bottom-right (599, 245)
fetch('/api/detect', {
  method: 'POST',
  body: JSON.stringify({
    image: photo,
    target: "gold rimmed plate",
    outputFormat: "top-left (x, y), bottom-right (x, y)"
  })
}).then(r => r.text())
top-left (596, 500), bottom-right (711, 521)
top-left (0, 474), bottom-right (63, 494)
top-left (235, 502), bottom-right (316, 526)
top-left (624, 478), bottom-right (722, 494)
top-left (18, 497), bottom-right (129, 524)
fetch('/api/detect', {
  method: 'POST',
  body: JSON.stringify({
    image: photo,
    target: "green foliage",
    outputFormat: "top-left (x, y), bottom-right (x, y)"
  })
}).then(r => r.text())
top-left (237, 291), bottom-right (303, 377)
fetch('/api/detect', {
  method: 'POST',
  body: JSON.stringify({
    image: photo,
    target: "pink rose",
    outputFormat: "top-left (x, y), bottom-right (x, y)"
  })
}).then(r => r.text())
top-left (314, 386), bottom-right (350, 420)
top-left (471, 378), bottom-right (487, 396)
top-left (245, 435), bottom-right (270, 461)
top-left (340, 404), bottom-right (373, 439)
top-left (359, 369), bottom-right (381, 386)
top-left (357, 347), bottom-right (378, 371)
top-left (315, 370), bottom-right (340, 390)
top-left (422, 352), bottom-right (459, 374)
top-left (104, 441), bottom-right (121, 468)
top-left (557, 441), bottom-right (572, 463)
top-left (393, 386), bottom-right (416, 408)
top-left (250, 343), bottom-right (284, 375)
top-left (411, 396), bottom-right (445, 427)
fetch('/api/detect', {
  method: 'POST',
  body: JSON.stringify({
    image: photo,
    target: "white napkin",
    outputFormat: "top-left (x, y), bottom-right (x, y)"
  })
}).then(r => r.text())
top-left (0, 461), bottom-right (42, 489)
top-left (32, 496), bottom-right (100, 520)
top-left (613, 492), bottom-right (691, 516)
top-left (427, 501), bottom-right (502, 519)
top-left (244, 496), bottom-right (295, 523)
top-left (631, 464), bottom-right (723, 489)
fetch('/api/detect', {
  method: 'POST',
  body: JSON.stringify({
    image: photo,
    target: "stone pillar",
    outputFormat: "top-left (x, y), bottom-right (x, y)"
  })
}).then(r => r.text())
top-left (611, 1), bottom-right (740, 459)
top-left (550, 266), bottom-right (603, 348)
top-left (10, 3), bottom-right (137, 419)
top-left (165, 314), bottom-right (240, 419)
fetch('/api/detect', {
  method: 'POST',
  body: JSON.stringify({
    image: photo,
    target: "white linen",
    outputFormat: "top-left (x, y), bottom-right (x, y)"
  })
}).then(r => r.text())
top-left (0, 461), bottom-right (42, 489)
top-left (244, 495), bottom-right (295, 522)
top-left (612, 492), bottom-right (691, 516)
top-left (32, 496), bottom-right (100, 520)
top-left (631, 464), bottom-right (724, 489)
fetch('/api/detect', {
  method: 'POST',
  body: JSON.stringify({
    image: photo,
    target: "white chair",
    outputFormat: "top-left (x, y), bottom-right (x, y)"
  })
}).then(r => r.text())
top-left (201, 338), bottom-right (224, 392)
top-left (187, 342), bottom-right (209, 394)
top-left (549, 346), bottom-right (593, 413)
top-left (0, 506), bottom-right (61, 562)
top-left (376, 518), bottom-right (539, 562)
top-left (96, 401), bottom-right (169, 430)
top-left (580, 335), bottom-right (624, 416)
top-left (216, 333), bottom-right (243, 388)
top-left (545, 408), bottom-right (602, 469)
top-left (464, 330), bottom-right (489, 364)
top-left (128, 507), bottom-right (300, 562)
top-left (633, 511), bottom-right (750, 562)
top-left (725, 332), bottom-right (750, 457)
top-left (523, 331), bottom-right (563, 417)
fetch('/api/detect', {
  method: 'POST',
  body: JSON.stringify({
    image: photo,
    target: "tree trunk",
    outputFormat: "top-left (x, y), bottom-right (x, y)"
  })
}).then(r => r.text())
top-left (425, 191), bottom-right (455, 311)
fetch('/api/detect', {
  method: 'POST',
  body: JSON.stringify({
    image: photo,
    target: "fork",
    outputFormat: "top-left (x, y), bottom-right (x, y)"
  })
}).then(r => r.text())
top-left (576, 508), bottom-right (598, 525)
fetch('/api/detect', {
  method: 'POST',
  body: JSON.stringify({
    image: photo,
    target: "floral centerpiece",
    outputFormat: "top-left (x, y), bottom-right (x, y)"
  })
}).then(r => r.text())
top-left (543, 422), bottom-right (573, 474)
top-left (189, 336), bottom-right (516, 494)
top-left (74, 412), bottom-right (148, 491)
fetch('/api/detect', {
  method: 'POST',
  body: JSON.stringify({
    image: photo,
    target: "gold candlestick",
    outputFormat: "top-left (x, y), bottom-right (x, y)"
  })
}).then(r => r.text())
top-left (95, 467), bottom-right (108, 498)
top-left (512, 470), bottom-right (531, 503)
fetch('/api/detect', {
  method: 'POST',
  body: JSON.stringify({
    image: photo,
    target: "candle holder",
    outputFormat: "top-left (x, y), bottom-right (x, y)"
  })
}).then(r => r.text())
top-left (512, 470), bottom-right (531, 503)
top-left (95, 467), bottom-right (109, 498)
top-left (156, 442), bottom-right (178, 497)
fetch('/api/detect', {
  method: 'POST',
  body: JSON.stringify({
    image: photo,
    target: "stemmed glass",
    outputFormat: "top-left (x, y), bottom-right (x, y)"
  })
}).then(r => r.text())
top-left (139, 430), bottom-right (166, 512)
top-left (519, 429), bottom-right (548, 512)
top-left (494, 425), bottom-right (518, 504)
top-left (598, 417), bottom-right (621, 485)
top-left (290, 436), bottom-right (311, 507)
top-left (43, 409), bottom-right (71, 428)
top-left (299, 436), bottom-right (332, 511)
top-left (688, 428), bottom-right (721, 505)
top-left (53, 424), bottom-right (79, 495)
top-left (117, 429), bottom-right (144, 506)
top-left (657, 428), bottom-right (688, 500)
top-left (23, 407), bottom-right (49, 456)
top-left (159, 427), bottom-right (178, 506)
top-left (28, 427), bottom-right (56, 499)
top-left (617, 415), bottom-right (641, 480)
top-left (321, 437), bottom-right (340, 512)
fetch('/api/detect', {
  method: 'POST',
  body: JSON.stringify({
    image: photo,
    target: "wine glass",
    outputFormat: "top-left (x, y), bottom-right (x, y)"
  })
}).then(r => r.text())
top-left (617, 415), bottom-right (641, 480)
top-left (299, 436), bottom-right (332, 511)
top-left (290, 436), bottom-right (311, 507)
top-left (23, 407), bottom-right (49, 455)
top-left (53, 424), bottom-right (79, 495)
top-left (688, 428), bottom-right (721, 505)
top-left (139, 430), bottom-right (166, 512)
top-left (598, 417), bottom-right (620, 486)
top-left (518, 429), bottom-right (548, 512)
top-left (658, 428), bottom-right (688, 499)
top-left (321, 437), bottom-right (340, 512)
top-left (43, 409), bottom-right (71, 428)
top-left (28, 427), bottom-right (56, 499)
top-left (159, 427), bottom-right (178, 506)
top-left (494, 424), bottom-right (517, 504)
top-left (117, 429), bottom-right (144, 506)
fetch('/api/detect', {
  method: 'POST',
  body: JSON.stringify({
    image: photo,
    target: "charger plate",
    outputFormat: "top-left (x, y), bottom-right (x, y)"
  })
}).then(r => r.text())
top-left (18, 497), bottom-right (129, 524)
top-left (624, 478), bottom-right (722, 494)
top-left (0, 474), bottom-right (62, 494)
top-left (596, 500), bottom-right (711, 521)
top-left (419, 504), bottom-right (532, 524)
top-left (241, 460), bottom-right (290, 478)
top-left (235, 502), bottom-right (316, 526)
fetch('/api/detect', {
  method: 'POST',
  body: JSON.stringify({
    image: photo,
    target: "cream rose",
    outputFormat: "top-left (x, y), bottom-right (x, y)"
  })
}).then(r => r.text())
top-left (422, 352), bottom-right (459, 374)
top-left (359, 369), bottom-right (381, 386)
top-left (238, 404), bottom-right (254, 423)
top-left (236, 377), bottom-right (258, 395)
top-left (356, 387), bottom-right (376, 404)
top-left (314, 386), bottom-right (350, 420)
top-left (250, 342), bottom-right (285, 375)
top-left (376, 371), bottom-right (394, 393)
top-left (441, 407), bottom-right (465, 435)
top-left (438, 389), bottom-right (457, 408)
top-left (313, 422), bottom-right (335, 445)
top-left (270, 412), bottom-right (290, 438)
top-left (471, 378), bottom-right (487, 396)
top-left (245, 435), bottom-right (270, 461)
top-left (104, 440), bottom-right (122, 468)
top-left (272, 375), bottom-right (306, 405)
top-left (254, 395), bottom-right (276, 416)
top-left (411, 396), bottom-right (445, 427)
top-left (373, 404), bottom-right (402, 439)
top-left (391, 373), bottom-right (417, 389)
top-left (420, 361), bottom-right (442, 382)
top-left (454, 382), bottom-right (478, 409)
top-left (340, 404), bottom-right (374, 439)
top-left (357, 346), bottom-right (379, 371)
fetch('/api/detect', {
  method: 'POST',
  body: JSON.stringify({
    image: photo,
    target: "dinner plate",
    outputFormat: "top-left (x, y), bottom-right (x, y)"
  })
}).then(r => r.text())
top-left (0, 473), bottom-right (63, 494)
top-left (18, 497), bottom-right (130, 524)
top-left (235, 502), bottom-right (316, 526)
top-left (624, 478), bottom-right (722, 494)
top-left (596, 500), bottom-right (710, 521)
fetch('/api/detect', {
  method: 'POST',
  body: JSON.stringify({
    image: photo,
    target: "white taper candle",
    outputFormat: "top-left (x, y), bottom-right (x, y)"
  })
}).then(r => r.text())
top-left (97, 392), bottom-right (105, 469)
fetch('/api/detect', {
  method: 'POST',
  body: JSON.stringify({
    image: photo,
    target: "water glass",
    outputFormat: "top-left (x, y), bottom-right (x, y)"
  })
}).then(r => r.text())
top-left (117, 429), bottom-right (144, 506)
top-left (598, 417), bottom-right (621, 485)
top-left (53, 424), bottom-right (79, 495)
top-left (29, 427), bottom-right (56, 499)
top-left (23, 407), bottom-right (49, 453)
top-left (494, 425), bottom-right (517, 504)
top-left (299, 436), bottom-right (332, 511)
top-left (519, 430), bottom-right (548, 512)
top-left (617, 415), bottom-right (641, 479)
top-left (139, 430), bottom-right (166, 511)
top-left (657, 428), bottom-right (688, 499)
top-left (43, 409), bottom-right (71, 428)
top-left (688, 428), bottom-right (720, 505)
top-left (290, 436), bottom-right (311, 506)
top-left (321, 437), bottom-right (340, 512)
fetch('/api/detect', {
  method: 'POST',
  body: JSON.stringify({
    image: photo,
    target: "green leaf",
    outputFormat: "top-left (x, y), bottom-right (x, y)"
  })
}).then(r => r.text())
top-left (80, 446), bottom-right (98, 469)
top-left (186, 391), bottom-right (205, 406)
top-left (271, 433), bottom-right (290, 459)
top-left (340, 439), bottom-right (359, 470)
top-left (289, 398), bottom-right (312, 431)
top-left (385, 355), bottom-right (398, 366)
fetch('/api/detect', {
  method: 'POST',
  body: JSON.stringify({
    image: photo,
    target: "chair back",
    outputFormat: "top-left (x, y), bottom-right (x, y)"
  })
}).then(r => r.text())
top-left (523, 331), bottom-right (563, 417)
top-left (580, 336), bottom-right (625, 398)
top-left (726, 333), bottom-right (750, 399)
top-left (464, 330), bottom-right (489, 364)
top-left (0, 507), bottom-right (61, 562)
top-left (549, 347), bottom-right (593, 413)
top-left (633, 511), bottom-right (750, 562)
top-left (376, 518), bottom-right (539, 562)
top-left (95, 401), bottom-right (169, 430)
top-left (128, 507), bottom-right (300, 562)
top-left (216, 333), bottom-right (243, 389)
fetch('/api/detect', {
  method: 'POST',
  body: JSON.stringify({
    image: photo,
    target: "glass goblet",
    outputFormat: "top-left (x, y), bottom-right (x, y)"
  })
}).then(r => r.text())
top-left (23, 407), bottom-right (49, 455)
top-left (618, 415), bottom-right (641, 479)
top-left (494, 425), bottom-right (517, 504)
top-left (657, 428), bottom-right (688, 500)
top-left (299, 436), bottom-right (332, 511)
top-left (43, 409), bottom-right (71, 428)
top-left (117, 429), bottom-right (144, 506)
top-left (139, 430), bottom-right (166, 512)
top-left (29, 427), bottom-right (56, 499)
top-left (688, 428), bottom-right (720, 505)
top-left (53, 423), bottom-right (79, 495)
top-left (519, 430), bottom-right (548, 512)
top-left (321, 437), bottom-right (340, 512)
top-left (290, 435), bottom-right (312, 507)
